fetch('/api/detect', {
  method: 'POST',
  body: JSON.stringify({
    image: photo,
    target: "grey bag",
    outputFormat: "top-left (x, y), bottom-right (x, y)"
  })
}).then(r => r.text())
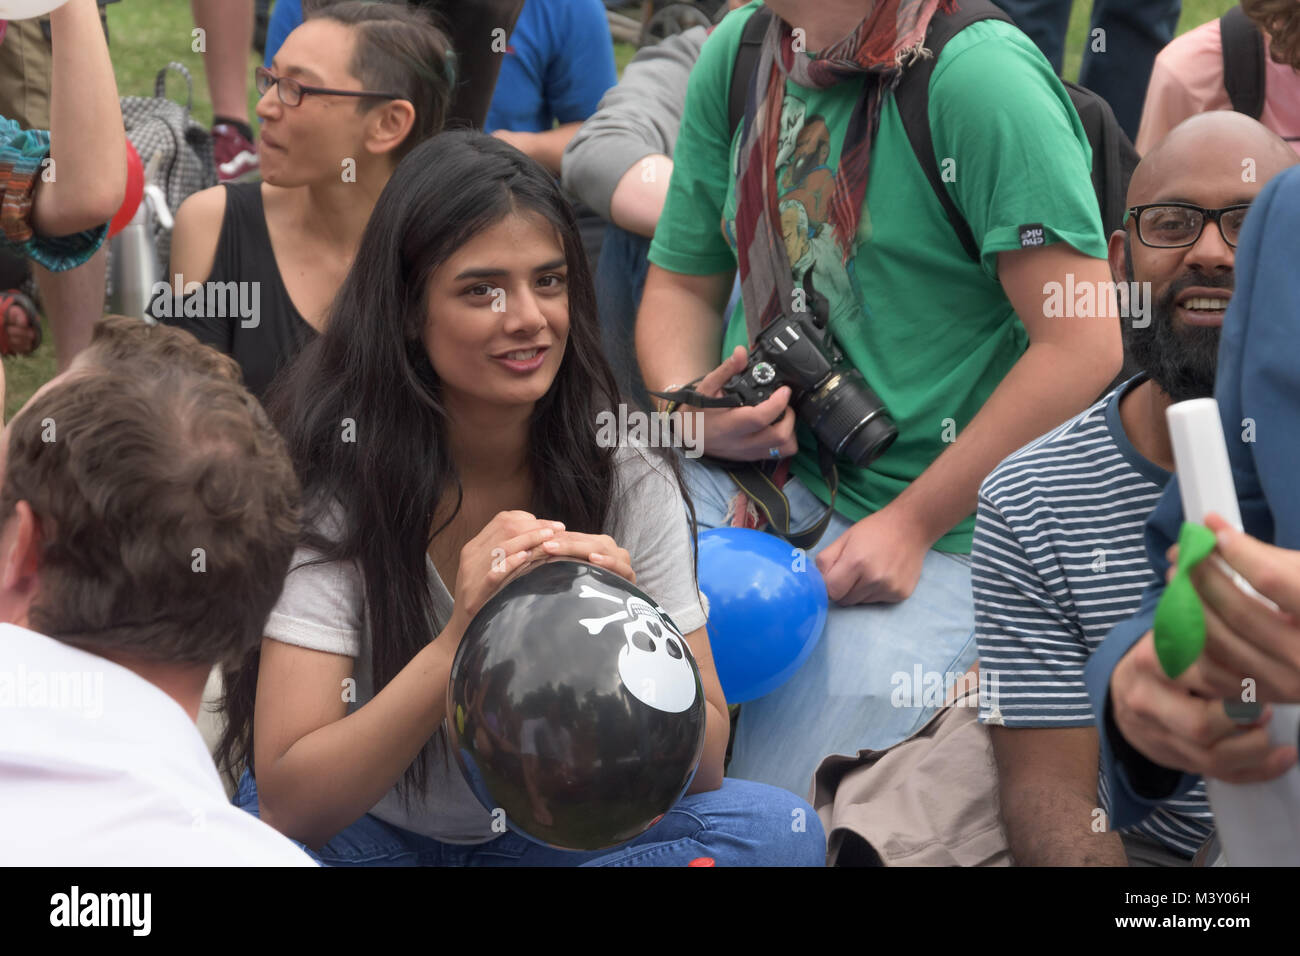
top-left (119, 62), bottom-right (218, 271)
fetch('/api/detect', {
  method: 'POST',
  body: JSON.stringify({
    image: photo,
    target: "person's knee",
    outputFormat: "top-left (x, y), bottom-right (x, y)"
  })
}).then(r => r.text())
top-left (747, 785), bottom-right (827, 867)
top-left (695, 780), bottom-right (827, 866)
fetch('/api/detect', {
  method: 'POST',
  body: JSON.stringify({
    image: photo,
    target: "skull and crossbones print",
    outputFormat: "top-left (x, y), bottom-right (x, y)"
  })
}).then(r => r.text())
top-left (577, 583), bottom-right (698, 713)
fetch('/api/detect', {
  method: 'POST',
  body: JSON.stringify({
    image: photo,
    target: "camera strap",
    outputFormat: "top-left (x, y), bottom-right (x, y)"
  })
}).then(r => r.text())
top-left (648, 383), bottom-right (742, 410)
top-left (719, 443), bottom-right (839, 552)
top-left (647, 384), bottom-right (841, 551)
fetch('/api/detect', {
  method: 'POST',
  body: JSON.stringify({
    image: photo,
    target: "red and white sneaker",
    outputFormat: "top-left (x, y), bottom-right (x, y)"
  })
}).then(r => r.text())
top-left (212, 122), bottom-right (260, 182)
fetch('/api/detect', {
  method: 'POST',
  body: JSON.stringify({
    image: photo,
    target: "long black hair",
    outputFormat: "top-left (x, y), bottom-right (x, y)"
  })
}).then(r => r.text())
top-left (217, 130), bottom-right (695, 795)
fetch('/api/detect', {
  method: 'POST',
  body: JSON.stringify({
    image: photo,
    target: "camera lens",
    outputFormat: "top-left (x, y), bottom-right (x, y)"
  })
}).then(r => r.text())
top-left (839, 411), bottom-right (898, 467)
top-left (800, 370), bottom-right (897, 468)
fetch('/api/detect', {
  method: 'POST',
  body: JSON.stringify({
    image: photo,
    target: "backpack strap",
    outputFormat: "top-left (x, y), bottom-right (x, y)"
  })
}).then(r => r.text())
top-left (1221, 4), bottom-right (1266, 120)
top-left (729, 5), bottom-right (773, 137)
top-left (1061, 78), bottom-right (1139, 234)
top-left (894, 0), bottom-right (1013, 263)
top-left (155, 62), bottom-right (196, 113)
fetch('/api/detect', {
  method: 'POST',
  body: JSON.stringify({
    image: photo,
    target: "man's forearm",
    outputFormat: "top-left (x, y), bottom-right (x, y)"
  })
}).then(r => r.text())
top-left (608, 154), bottom-right (673, 238)
top-left (892, 339), bottom-right (1117, 545)
top-left (635, 264), bottom-right (734, 396)
top-left (523, 122), bottom-right (583, 177)
top-left (1001, 783), bottom-right (1130, 865)
top-left (39, 0), bottom-right (125, 235)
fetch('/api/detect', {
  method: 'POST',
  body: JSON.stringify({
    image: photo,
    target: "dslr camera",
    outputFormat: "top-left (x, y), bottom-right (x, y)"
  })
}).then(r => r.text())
top-left (723, 274), bottom-right (897, 467)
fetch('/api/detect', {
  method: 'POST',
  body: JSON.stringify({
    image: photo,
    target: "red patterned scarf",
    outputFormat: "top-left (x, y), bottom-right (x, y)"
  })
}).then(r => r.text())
top-left (732, 0), bottom-right (955, 344)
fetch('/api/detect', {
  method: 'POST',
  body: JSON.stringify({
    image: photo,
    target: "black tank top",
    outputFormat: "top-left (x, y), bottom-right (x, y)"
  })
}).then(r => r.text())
top-left (154, 182), bottom-right (317, 400)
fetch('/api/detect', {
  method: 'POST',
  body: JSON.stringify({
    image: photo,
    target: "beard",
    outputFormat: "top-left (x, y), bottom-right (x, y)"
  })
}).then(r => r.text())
top-left (1122, 243), bottom-right (1225, 403)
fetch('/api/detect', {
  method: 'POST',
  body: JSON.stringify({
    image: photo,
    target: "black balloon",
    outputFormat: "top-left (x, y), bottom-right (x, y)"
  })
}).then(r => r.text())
top-left (446, 560), bottom-right (706, 851)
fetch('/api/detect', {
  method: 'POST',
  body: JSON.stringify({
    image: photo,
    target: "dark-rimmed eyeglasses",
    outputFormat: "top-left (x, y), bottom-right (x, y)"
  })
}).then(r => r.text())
top-left (1123, 202), bottom-right (1251, 249)
top-left (255, 66), bottom-right (406, 108)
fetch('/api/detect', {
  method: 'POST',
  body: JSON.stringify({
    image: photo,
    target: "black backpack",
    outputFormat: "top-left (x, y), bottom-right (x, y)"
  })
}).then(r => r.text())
top-left (729, 1), bottom-right (1140, 258)
top-left (1220, 4), bottom-right (1266, 119)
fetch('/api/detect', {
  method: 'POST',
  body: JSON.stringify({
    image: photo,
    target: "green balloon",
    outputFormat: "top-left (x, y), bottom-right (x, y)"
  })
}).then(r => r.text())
top-left (1153, 522), bottom-right (1218, 678)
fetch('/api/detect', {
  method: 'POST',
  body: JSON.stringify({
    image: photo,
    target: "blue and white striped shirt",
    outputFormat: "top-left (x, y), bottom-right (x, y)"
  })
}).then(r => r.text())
top-left (973, 375), bottom-right (1213, 858)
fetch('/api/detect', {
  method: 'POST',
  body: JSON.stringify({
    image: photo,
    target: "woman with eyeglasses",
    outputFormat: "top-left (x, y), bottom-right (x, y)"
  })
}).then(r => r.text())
top-left (156, 1), bottom-right (452, 400)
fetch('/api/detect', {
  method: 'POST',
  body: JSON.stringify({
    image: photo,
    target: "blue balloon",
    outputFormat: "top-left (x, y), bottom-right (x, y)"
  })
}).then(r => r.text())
top-left (697, 527), bottom-right (828, 703)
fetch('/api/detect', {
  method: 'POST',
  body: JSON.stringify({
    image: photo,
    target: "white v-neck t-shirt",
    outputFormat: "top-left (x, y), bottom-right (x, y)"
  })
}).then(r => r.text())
top-left (0, 623), bottom-right (316, 866)
top-left (264, 445), bottom-right (709, 844)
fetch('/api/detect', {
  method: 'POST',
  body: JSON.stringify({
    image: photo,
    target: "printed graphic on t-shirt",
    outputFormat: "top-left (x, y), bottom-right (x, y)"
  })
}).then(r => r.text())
top-left (773, 96), bottom-right (858, 315)
top-left (727, 94), bottom-right (863, 324)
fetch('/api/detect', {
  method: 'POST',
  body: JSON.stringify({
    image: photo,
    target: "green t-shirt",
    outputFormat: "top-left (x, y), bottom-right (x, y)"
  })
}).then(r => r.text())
top-left (648, 3), bottom-right (1107, 553)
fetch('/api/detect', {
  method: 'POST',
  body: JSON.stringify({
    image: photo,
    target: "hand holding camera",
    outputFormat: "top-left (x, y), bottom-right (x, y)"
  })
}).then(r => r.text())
top-left (685, 345), bottom-right (800, 462)
top-left (660, 273), bottom-right (897, 467)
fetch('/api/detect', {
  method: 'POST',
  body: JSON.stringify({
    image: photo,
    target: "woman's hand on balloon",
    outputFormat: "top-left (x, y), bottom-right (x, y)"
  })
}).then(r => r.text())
top-left (448, 511), bottom-right (567, 634)
top-left (539, 531), bottom-right (636, 585)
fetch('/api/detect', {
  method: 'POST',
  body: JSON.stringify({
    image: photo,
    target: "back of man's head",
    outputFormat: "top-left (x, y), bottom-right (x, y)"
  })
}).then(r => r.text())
top-left (0, 317), bottom-right (300, 668)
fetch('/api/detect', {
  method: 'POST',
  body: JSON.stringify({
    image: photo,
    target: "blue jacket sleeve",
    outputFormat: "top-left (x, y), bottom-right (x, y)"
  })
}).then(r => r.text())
top-left (1086, 163), bottom-right (1300, 828)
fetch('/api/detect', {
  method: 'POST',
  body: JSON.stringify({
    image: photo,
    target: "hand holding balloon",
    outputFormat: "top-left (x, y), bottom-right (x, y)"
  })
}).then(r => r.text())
top-left (446, 510), bottom-right (566, 637)
top-left (1110, 628), bottom-right (1288, 783)
top-left (1182, 514), bottom-right (1300, 703)
top-left (538, 530), bottom-right (636, 585)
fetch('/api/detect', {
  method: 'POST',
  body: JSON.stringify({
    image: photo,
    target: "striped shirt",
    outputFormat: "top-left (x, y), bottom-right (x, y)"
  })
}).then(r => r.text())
top-left (973, 375), bottom-right (1213, 858)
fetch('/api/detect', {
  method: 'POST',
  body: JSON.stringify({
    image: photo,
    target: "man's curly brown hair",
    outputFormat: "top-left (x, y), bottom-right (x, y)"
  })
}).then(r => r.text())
top-left (1243, 0), bottom-right (1300, 69)
top-left (0, 317), bottom-right (300, 668)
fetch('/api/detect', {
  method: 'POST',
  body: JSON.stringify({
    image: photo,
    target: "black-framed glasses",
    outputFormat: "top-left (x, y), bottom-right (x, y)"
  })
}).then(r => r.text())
top-left (1123, 201), bottom-right (1251, 249)
top-left (255, 66), bottom-right (406, 108)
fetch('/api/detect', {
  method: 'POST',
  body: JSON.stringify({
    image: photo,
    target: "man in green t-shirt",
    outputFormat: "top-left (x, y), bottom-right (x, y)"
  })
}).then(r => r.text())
top-left (639, 0), bottom-right (1124, 796)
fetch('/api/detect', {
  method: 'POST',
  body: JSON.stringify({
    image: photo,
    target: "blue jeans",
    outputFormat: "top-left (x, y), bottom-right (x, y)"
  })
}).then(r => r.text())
top-left (232, 769), bottom-right (825, 867)
top-left (990, 0), bottom-right (1182, 140)
top-left (593, 224), bottom-right (744, 409)
top-left (593, 223), bottom-right (653, 408)
top-left (682, 457), bottom-right (978, 798)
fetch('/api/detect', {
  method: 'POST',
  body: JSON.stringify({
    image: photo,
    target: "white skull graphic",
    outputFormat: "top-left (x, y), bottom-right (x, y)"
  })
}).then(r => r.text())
top-left (578, 586), bottom-right (698, 713)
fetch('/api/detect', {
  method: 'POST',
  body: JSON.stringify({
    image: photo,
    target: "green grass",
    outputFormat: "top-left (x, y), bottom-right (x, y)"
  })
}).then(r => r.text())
top-left (615, 38), bottom-right (638, 74)
top-left (0, 0), bottom-right (1241, 421)
top-left (3, 316), bottom-right (53, 422)
top-left (107, 0), bottom-right (265, 129)
top-left (1063, 0), bottom-right (1236, 81)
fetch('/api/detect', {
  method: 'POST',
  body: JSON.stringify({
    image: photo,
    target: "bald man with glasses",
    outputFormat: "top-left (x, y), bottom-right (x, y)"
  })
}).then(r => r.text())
top-left (972, 110), bottom-right (1297, 866)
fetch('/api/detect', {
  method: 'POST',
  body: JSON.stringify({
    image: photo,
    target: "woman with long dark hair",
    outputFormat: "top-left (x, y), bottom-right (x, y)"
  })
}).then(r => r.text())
top-left (218, 129), bottom-right (825, 866)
